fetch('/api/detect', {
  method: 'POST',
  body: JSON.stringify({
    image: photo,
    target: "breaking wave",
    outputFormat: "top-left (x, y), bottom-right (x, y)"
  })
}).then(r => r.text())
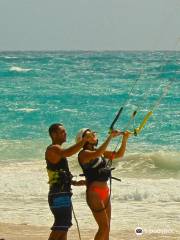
top-left (114, 151), bottom-right (180, 178)
top-left (10, 66), bottom-right (32, 72)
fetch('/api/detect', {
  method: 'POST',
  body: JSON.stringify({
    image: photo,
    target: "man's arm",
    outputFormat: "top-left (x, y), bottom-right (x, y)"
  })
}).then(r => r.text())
top-left (46, 138), bottom-right (87, 164)
top-left (71, 180), bottom-right (86, 186)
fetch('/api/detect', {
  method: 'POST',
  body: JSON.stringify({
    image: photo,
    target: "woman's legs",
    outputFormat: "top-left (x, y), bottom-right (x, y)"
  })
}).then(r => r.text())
top-left (106, 201), bottom-right (111, 233)
top-left (106, 201), bottom-right (111, 240)
top-left (87, 189), bottom-right (111, 240)
top-left (92, 205), bottom-right (110, 240)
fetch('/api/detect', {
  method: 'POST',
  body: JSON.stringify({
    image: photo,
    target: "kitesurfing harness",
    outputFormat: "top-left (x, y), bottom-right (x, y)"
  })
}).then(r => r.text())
top-left (78, 154), bottom-right (111, 183)
top-left (78, 152), bottom-right (121, 212)
top-left (46, 157), bottom-right (73, 192)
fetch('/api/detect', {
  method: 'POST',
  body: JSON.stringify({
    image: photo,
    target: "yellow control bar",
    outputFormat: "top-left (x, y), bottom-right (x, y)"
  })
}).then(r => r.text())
top-left (133, 111), bottom-right (153, 135)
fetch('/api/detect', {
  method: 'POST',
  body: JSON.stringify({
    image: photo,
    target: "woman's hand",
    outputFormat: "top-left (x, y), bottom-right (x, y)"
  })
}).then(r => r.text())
top-left (122, 130), bottom-right (132, 140)
top-left (109, 129), bottom-right (123, 138)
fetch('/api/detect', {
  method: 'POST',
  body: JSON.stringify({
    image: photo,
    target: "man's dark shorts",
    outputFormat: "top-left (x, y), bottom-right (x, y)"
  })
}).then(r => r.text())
top-left (48, 189), bottom-right (72, 231)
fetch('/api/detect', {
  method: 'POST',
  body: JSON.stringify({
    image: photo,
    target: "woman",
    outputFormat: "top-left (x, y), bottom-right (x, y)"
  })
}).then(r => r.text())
top-left (76, 128), bottom-right (130, 240)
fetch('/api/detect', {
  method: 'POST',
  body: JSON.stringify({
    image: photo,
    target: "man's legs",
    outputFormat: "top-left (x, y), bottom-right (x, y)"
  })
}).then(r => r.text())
top-left (48, 192), bottom-right (72, 240)
top-left (48, 230), bottom-right (67, 240)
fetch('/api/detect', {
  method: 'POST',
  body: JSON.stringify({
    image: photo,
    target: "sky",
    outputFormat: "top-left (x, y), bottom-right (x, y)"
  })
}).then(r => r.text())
top-left (0, 0), bottom-right (180, 51)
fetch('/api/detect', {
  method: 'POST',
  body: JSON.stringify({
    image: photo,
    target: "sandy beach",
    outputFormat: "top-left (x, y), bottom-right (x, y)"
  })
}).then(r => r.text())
top-left (1, 0), bottom-right (180, 238)
top-left (0, 222), bottom-right (180, 240)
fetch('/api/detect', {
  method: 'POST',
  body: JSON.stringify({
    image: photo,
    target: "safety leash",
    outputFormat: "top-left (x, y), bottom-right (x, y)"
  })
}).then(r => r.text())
top-left (72, 203), bottom-right (82, 240)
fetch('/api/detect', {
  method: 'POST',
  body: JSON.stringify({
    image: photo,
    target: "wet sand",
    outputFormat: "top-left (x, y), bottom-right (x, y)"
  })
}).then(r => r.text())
top-left (0, 222), bottom-right (180, 240)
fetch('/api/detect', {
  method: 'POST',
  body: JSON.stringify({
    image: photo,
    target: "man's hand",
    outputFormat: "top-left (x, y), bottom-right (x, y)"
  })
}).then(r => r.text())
top-left (82, 132), bottom-right (95, 143)
top-left (71, 180), bottom-right (86, 186)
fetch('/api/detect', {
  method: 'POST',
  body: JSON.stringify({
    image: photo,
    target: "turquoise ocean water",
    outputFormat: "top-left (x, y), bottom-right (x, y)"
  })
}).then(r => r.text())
top-left (0, 51), bottom-right (180, 234)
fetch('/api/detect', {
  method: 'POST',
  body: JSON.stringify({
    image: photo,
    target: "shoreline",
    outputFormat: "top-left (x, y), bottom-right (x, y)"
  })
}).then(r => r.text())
top-left (0, 222), bottom-right (180, 240)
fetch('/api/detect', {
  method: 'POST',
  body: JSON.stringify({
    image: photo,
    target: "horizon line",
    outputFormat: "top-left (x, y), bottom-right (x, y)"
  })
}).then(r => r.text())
top-left (0, 49), bottom-right (179, 52)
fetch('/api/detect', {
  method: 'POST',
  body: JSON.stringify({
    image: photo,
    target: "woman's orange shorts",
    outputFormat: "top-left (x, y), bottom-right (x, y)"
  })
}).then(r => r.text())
top-left (88, 185), bottom-right (109, 201)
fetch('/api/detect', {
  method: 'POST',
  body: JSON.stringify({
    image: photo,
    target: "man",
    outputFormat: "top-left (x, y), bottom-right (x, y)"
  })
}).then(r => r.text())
top-left (45, 123), bottom-right (89, 240)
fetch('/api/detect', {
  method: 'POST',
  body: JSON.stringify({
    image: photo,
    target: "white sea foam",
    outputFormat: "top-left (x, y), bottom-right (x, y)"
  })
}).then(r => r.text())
top-left (4, 56), bottom-right (18, 59)
top-left (10, 66), bottom-right (32, 72)
top-left (16, 108), bottom-right (38, 113)
top-left (0, 160), bottom-right (180, 231)
top-left (62, 108), bottom-right (78, 113)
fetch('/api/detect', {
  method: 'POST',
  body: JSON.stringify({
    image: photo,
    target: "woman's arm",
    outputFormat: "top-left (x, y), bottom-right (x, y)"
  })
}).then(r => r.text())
top-left (103, 131), bottom-right (131, 160)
